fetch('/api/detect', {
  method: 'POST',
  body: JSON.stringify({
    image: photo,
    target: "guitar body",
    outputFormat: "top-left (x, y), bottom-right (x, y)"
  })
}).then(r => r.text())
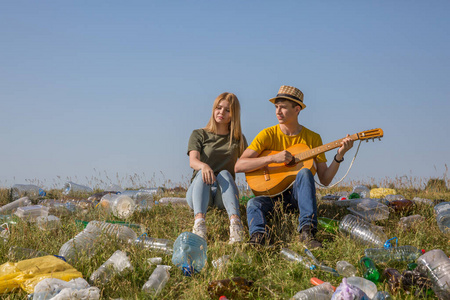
top-left (245, 143), bottom-right (316, 197)
top-left (244, 128), bottom-right (384, 197)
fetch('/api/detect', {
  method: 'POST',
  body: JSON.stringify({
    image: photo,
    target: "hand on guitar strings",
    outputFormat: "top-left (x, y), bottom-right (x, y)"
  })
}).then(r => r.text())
top-left (271, 150), bottom-right (294, 164)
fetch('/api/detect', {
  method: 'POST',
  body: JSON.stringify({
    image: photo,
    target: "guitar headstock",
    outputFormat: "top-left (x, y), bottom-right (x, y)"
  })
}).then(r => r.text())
top-left (357, 128), bottom-right (384, 142)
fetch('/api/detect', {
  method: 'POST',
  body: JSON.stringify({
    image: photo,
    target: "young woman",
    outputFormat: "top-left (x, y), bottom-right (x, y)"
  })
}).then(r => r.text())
top-left (186, 92), bottom-right (247, 243)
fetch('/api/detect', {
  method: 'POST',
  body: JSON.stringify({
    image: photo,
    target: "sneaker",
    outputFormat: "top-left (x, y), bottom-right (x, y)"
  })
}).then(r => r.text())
top-left (299, 225), bottom-right (323, 249)
top-left (247, 232), bottom-right (266, 246)
top-left (192, 220), bottom-right (207, 240)
top-left (229, 220), bottom-right (244, 244)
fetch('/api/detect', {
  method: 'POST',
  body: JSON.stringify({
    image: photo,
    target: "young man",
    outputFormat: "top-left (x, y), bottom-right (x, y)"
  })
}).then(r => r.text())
top-left (234, 85), bottom-right (354, 249)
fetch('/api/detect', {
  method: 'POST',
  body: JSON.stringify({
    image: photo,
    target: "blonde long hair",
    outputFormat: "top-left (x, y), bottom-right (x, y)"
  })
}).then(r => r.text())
top-left (204, 92), bottom-right (245, 155)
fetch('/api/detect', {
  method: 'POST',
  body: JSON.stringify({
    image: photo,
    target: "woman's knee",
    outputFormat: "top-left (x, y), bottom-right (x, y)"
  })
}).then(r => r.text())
top-left (217, 170), bottom-right (233, 180)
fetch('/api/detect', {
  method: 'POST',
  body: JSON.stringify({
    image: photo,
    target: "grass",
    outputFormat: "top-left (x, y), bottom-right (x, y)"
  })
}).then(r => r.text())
top-left (0, 177), bottom-right (449, 299)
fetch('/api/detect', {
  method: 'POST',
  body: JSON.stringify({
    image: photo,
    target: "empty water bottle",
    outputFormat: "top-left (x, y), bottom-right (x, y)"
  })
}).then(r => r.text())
top-left (11, 184), bottom-right (46, 200)
top-left (0, 197), bottom-right (32, 214)
top-left (133, 234), bottom-right (174, 254)
top-left (346, 277), bottom-right (378, 299)
top-left (364, 245), bottom-right (422, 263)
top-left (63, 181), bottom-right (93, 195)
top-left (89, 250), bottom-right (133, 285)
top-left (291, 282), bottom-right (334, 300)
top-left (360, 256), bottom-right (380, 283)
top-left (398, 214), bottom-right (424, 230)
top-left (417, 249), bottom-right (450, 299)
top-left (336, 260), bottom-right (357, 277)
top-left (351, 185), bottom-right (371, 198)
top-left (339, 214), bottom-right (388, 248)
top-left (280, 248), bottom-right (315, 270)
top-left (36, 215), bottom-right (61, 231)
top-left (384, 194), bottom-right (405, 201)
top-left (171, 232), bottom-right (207, 276)
top-left (434, 202), bottom-right (450, 234)
top-left (119, 189), bottom-right (156, 211)
top-left (142, 265), bottom-right (171, 295)
top-left (110, 194), bottom-right (136, 219)
top-left (317, 217), bottom-right (339, 234)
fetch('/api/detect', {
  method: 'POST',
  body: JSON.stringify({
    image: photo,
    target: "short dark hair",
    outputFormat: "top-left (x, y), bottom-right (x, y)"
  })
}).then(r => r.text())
top-left (274, 98), bottom-right (300, 109)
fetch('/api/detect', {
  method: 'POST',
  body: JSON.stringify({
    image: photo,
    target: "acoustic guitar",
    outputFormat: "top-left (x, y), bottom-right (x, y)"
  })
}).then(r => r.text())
top-left (245, 128), bottom-right (384, 196)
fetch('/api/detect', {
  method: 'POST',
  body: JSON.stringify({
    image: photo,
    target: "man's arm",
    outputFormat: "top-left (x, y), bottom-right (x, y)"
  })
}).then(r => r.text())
top-left (235, 148), bottom-right (294, 173)
top-left (316, 135), bottom-right (354, 186)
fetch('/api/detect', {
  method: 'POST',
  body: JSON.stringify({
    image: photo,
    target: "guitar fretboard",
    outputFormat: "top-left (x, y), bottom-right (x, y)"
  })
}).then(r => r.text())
top-left (296, 133), bottom-right (359, 162)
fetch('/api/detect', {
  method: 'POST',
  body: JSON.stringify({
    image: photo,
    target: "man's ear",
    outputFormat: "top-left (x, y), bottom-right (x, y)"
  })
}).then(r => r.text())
top-left (295, 105), bottom-right (301, 115)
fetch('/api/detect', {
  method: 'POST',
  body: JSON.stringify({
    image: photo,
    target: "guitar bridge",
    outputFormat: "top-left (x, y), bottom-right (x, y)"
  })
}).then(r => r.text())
top-left (263, 167), bottom-right (270, 181)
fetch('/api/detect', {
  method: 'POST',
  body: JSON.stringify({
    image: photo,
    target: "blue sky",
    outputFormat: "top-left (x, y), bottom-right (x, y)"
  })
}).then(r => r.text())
top-left (1, 1), bottom-right (449, 190)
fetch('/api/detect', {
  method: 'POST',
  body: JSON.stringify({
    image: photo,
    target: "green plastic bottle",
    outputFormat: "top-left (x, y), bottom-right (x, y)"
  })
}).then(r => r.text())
top-left (360, 256), bottom-right (380, 283)
top-left (317, 217), bottom-right (340, 234)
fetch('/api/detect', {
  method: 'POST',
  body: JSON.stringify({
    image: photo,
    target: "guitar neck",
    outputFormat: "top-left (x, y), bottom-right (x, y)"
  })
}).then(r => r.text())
top-left (296, 133), bottom-right (359, 162)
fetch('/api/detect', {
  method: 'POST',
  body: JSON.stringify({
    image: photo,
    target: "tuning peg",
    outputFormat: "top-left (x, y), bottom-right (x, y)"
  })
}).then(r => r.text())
top-left (378, 137), bottom-right (381, 141)
top-left (366, 140), bottom-right (369, 143)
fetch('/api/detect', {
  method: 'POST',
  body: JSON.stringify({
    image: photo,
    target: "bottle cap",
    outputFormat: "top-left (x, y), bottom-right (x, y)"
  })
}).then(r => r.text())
top-left (181, 264), bottom-right (195, 276)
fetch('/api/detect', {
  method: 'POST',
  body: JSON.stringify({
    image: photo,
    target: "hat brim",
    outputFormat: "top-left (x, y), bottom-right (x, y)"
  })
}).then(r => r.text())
top-left (269, 96), bottom-right (306, 110)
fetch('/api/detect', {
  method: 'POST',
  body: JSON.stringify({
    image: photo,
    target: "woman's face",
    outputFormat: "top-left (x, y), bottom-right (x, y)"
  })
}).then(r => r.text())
top-left (214, 100), bottom-right (231, 125)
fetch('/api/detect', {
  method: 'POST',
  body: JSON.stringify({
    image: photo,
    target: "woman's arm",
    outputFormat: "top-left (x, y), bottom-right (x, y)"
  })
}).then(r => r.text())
top-left (189, 150), bottom-right (216, 184)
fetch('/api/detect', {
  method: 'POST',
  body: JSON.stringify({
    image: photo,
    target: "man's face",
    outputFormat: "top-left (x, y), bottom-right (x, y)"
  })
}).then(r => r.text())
top-left (274, 100), bottom-right (300, 124)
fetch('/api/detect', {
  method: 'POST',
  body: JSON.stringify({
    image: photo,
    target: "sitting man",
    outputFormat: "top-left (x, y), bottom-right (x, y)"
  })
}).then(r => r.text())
top-left (235, 85), bottom-right (354, 248)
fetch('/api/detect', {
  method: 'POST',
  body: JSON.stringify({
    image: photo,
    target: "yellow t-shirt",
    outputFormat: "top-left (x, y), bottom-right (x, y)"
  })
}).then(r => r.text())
top-left (248, 125), bottom-right (327, 163)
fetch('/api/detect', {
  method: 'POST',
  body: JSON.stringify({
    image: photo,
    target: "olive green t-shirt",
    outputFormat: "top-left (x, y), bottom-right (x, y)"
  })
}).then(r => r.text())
top-left (187, 129), bottom-right (247, 182)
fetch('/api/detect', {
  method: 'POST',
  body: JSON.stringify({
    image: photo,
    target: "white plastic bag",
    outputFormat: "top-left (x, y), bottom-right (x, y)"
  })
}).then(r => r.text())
top-left (33, 278), bottom-right (100, 300)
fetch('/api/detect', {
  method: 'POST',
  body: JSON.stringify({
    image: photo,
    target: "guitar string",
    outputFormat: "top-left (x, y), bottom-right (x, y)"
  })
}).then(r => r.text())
top-left (315, 140), bottom-right (362, 189)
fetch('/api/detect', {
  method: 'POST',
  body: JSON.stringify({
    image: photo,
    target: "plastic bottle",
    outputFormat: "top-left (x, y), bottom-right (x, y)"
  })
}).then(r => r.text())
top-left (134, 234), bottom-right (174, 254)
top-left (387, 199), bottom-right (414, 213)
top-left (36, 215), bottom-right (61, 231)
top-left (417, 249), bottom-right (450, 299)
top-left (8, 246), bottom-right (49, 261)
top-left (109, 194), bottom-right (136, 219)
top-left (291, 282), bottom-right (334, 300)
top-left (0, 223), bottom-right (8, 242)
top-left (59, 221), bottom-right (137, 263)
top-left (359, 256), bottom-right (380, 283)
top-left (89, 250), bottom-right (133, 285)
top-left (372, 291), bottom-right (392, 300)
top-left (383, 268), bottom-right (402, 294)
top-left (411, 196), bottom-right (434, 206)
top-left (346, 277), bottom-right (378, 299)
top-left (208, 277), bottom-right (253, 299)
top-left (398, 214), bottom-right (424, 229)
top-left (384, 194), bottom-right (405, 201)
top-left (317, 217), bottom-right (340, 234)
top-left (351, 185), bottom-right (371, 198)
top-left (364, 245), bottom-right (422, 263)
top-left (435, 202), bottom-right (450, 234)
top-left (339, 214), bottom-right (388, 248)
top-left (171, 232), bottom-right (207, 276)
top-left (280, 248), bottom-right (315, 270)
top-left (63, 181), bottom-right (93, 195)
top-left (11, 184), bottom-right (46, 200)
top-left (336, 260), bottom-right (357, 277)
top-left (119, 189), bottom-right (156, 211)
top-left (142, 265), bottom-right (171, 295)
top-left (212, 255), bottom-right (231, 269)
top-left (0, 197), bottom-right (32, 214)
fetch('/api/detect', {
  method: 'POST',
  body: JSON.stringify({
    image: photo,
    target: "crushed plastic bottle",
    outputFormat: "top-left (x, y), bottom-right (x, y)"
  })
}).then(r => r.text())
top-left (212, 255), bottom-right (231, 269)
top-left (0, 197), bottom-right (32, 214)
top-left (63, 181), bottom-right (93, 195)
top-left (339, 214), bottom-right (388, 248)
top-left (1, 223), bottom-right (9, 242)
top-left (142, 265), bottom-right (171, 295)
top-left (336, 260), bottom-right (357, 277)
top-left (359, 257), bottom-right (380, 283)
top-left (434, 202), bottom-right (450, 234)
top-left (11, 184), bottom-right (46, 200)
top-left (8, 246), bottom-right (49, 261)
top-left (346, 277), bottom-right (378, 299)
top-left (417, 249), bottom-right (450, 299)
top-left (133, 234), bottom-right (174, 254)
top-left (171, 232), bottom-right (207, 276)
top-left (89, 250), bottom-right (133, 285)
top-left (36, 215), bottom-right (61, 231)
top-left (291, 282), bottom-right (334, 300)
top-left (411, 196), bottom-right (434, 206)
top-left (398, 214), bottom-right (424, 229)
top-left (364, 245), bottom-right (423, 263)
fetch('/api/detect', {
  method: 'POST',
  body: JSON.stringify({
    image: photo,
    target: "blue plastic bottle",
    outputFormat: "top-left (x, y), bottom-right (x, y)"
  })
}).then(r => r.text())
top-left (171, 232), bottom-right (207, 276)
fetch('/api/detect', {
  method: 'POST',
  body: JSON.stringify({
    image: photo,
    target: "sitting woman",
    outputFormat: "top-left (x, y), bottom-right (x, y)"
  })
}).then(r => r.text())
top-left (186, 92), bottom-right (247, 243)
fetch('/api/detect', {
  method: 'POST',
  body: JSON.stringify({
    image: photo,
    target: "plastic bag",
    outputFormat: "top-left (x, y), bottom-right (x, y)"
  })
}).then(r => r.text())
top-left (33, 278), bottom-right (100, 300)
top-left (369, 188), bottom-right (396, 199)
top-left (0, 255), bottom-right (82, 294)
top-left (331, 278), bottom-right (370, 300)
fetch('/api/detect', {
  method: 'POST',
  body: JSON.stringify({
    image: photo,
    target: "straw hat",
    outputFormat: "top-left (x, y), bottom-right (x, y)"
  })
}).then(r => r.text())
top-left (269, 85), bottom-right (306, 110)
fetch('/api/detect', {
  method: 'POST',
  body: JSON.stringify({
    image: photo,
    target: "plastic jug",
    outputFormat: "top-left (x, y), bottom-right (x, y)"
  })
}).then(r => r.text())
top-left (171, 232), bottom-right (207, 276)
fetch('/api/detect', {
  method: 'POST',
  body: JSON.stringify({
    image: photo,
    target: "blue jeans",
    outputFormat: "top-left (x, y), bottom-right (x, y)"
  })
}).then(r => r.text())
top-left (246, 168), bottom-right (318, 235)
top-left (186, 170), bottom-right (241, 218)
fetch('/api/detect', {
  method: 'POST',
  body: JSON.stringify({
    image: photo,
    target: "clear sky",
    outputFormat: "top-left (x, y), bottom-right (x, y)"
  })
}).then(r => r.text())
top-left (1, 1), bottom-right (449, 190)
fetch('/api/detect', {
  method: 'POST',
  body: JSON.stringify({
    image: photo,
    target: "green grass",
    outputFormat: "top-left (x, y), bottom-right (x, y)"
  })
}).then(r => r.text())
top-left (0, 180), bottom-right (449, 299)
